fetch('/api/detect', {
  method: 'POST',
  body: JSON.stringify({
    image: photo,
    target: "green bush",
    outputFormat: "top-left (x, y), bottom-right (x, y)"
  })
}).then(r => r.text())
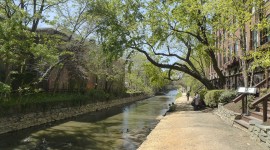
top-left (0, 82), bottom-right (11, 94)
top-left (199, 89), bottom-right (208, 101)
top-left (204, 90), bottom-right (225, 107)
top-left (218, 90), bottom-right (238, 104)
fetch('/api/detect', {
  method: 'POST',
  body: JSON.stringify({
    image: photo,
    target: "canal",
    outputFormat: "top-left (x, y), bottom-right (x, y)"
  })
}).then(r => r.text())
top-left (0, 90), bottom-right (177, 150)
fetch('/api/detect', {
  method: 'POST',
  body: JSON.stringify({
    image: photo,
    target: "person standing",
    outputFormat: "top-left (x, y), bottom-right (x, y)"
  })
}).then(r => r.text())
top-left (186, 91), bottom-right (190, 101)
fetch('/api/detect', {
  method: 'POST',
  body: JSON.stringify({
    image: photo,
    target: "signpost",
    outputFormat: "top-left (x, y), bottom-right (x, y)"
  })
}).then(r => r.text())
top-left (237, 87), bottom-right (257, 115)
top-left (237, 87), bottom-right (257, 94)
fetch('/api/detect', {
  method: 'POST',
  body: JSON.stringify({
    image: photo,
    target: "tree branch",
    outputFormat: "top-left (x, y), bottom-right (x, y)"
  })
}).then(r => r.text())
top-left (164, 64), bottom-right (181, 81)
top-left (143, 41), bottom-right (186, 61)
top-left (168, 22), bottom-right (205, 43)
top-left (130, 45), bottom-right (214, 89)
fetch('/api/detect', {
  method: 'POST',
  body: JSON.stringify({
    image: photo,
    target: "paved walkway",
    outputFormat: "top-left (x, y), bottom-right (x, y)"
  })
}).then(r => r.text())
top-left (138, 94), bottom-right (267, 150)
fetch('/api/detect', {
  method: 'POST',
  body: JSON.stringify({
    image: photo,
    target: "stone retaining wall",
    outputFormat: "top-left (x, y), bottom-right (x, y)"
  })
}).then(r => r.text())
top-left (215, 103), bottom-right (240, 125)
top-left (0, 95), bottom-right (148, 134)
top-left (249, 121), bottom-right (270, 149)
top-left (216, 103), bottom-right (270, 149)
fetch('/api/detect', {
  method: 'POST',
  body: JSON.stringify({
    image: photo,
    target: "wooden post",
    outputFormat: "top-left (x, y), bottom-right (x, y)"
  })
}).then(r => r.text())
top-left (266, 69), bottom-right (269, 89)
top-left (242, 97), bottom-right (246, 114)
top-left (263, 100), bottom-right (267, 122)
top-left (235, 75), bottom-right (237, 89)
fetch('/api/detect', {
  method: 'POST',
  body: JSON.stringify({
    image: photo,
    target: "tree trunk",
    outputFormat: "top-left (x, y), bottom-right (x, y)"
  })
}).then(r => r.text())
top-left (95, 76), bottom-right (98, 89)
top-left (31, 0), bottom-right (45, 32)
top-left (108, 81), bottom-right (113, 93)
top-left (240, 27), bottom-right (248, 88)
top-left (242, 61), bottom-right (248, 88)
top-left (4, 63), bottom-right (11, 84)
top-left (199, 78), bottom-right (215, 90)
top-left (53, 66), bottom-right (64, 93)
top-left (208, 50), bottom-right (226, 87)
top-left (134, 47), bottom-right (216, 90)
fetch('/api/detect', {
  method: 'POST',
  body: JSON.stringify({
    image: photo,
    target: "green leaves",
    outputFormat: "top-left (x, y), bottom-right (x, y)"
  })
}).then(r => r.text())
top-left (250, 48), bottom-right (270, 70)
top-left (143, 62), bottom-right (168, 90)
top-left (125, 53), bottom-right (169, 94)
top-left (0, 82), bottom-right (11, 94)
top-left (0, 20), bottom-right (33, 64)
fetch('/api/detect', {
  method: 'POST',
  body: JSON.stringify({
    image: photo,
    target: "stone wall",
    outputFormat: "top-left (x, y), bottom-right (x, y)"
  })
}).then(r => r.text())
top-left (215, 103), bottom-right (241, 125)
top-left (249, 121), bottom-right (270, 149)
top-left (0, 95), bottom-right (148, 134)
top-left (216, 103), bottom-right (270, 149)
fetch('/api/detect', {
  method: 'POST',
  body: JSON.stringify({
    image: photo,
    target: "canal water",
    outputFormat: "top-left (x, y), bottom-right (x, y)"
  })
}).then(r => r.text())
top-left (0, 90), bottom-right (177, 150)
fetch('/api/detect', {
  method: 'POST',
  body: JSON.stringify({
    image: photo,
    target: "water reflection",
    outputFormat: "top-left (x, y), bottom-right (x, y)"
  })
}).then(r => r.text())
top-left (0, 90), bottom-right (177, 150)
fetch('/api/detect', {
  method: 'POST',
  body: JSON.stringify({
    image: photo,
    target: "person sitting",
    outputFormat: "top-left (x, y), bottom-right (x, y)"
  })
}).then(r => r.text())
top-left (193, 92), bottom-right (201, 111)
top-left (168, 103), bottom-right (176, 112)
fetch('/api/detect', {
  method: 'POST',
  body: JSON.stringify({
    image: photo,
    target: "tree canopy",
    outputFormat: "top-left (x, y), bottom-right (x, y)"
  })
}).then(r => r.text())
top-left (88, 0), bottom-right (270, 89)
top-left (87, 0), bottom-right (222, 89)
top-left (1, 0), bottom-right (269, 97)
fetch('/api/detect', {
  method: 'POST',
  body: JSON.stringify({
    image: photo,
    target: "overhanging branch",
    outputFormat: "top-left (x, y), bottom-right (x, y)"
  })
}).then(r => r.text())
top-left (143, 41), bottom-right (186, 61)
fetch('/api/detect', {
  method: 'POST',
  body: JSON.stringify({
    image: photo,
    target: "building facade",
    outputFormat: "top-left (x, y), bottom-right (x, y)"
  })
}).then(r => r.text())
top-left (209, 1), bottom-right (270, 89)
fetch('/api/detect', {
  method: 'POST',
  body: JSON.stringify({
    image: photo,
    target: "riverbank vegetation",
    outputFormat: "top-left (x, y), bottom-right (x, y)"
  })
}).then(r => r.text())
top-left (204, 90), bottom-right (238, 108)
top-left (3, 0), bottom-right (267, 108)
top-left (0, 89), bottom-right (143, 116)
top-left (0, 0), bottom-right (172, 107)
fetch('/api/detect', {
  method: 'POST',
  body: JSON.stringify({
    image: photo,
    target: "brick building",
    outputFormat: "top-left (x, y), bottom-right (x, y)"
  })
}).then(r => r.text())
top-left (36, 28), bottom-right (125, 93)
top-left (209, 1), bottom-right (270, 89)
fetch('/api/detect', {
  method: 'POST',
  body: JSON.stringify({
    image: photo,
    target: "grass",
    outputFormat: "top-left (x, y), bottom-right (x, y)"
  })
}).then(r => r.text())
top-left (0, 89), bottom-right (128, 116)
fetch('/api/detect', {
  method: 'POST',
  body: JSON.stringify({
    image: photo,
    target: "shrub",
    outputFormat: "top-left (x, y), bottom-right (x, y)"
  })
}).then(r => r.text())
top-left (0, 82), bottom-right (11, 99)
top-left (86, 89), bottom-right (110, 101)
top-left (199, 89), bottom-right (208, 101)
top-left (218, 90), bottom-right (238, 104)
top-left (204, 90), bottom-right (225, 107)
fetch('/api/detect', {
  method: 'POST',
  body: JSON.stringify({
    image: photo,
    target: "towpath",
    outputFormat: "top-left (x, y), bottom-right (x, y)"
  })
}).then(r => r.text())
top-left (138, 94), bottom-right (267, 150)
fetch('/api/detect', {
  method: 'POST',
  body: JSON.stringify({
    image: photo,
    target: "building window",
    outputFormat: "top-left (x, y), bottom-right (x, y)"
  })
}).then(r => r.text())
top-left (234, 41), bottom-right (238, 56)
top-left (260, 15), bottom-right (270, 45)
top-left (251, 30), bottom-right (258, 49)
top-left (228, 45), bottom-right (233, 60)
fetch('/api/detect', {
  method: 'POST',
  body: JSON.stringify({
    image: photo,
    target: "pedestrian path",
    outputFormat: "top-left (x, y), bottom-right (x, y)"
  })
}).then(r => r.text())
top-left (138, 94), bottom-right (267, 150)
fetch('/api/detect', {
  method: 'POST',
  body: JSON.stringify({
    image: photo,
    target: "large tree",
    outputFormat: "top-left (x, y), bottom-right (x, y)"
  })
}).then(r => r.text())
top-left (87, 0), bottom-right (228, 89)
top-left (0, 0), bottom-right (72, 93)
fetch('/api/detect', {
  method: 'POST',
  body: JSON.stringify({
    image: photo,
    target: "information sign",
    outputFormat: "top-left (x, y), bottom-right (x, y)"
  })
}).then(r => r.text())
top-left (237, 87), bottom-right (257, 94)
